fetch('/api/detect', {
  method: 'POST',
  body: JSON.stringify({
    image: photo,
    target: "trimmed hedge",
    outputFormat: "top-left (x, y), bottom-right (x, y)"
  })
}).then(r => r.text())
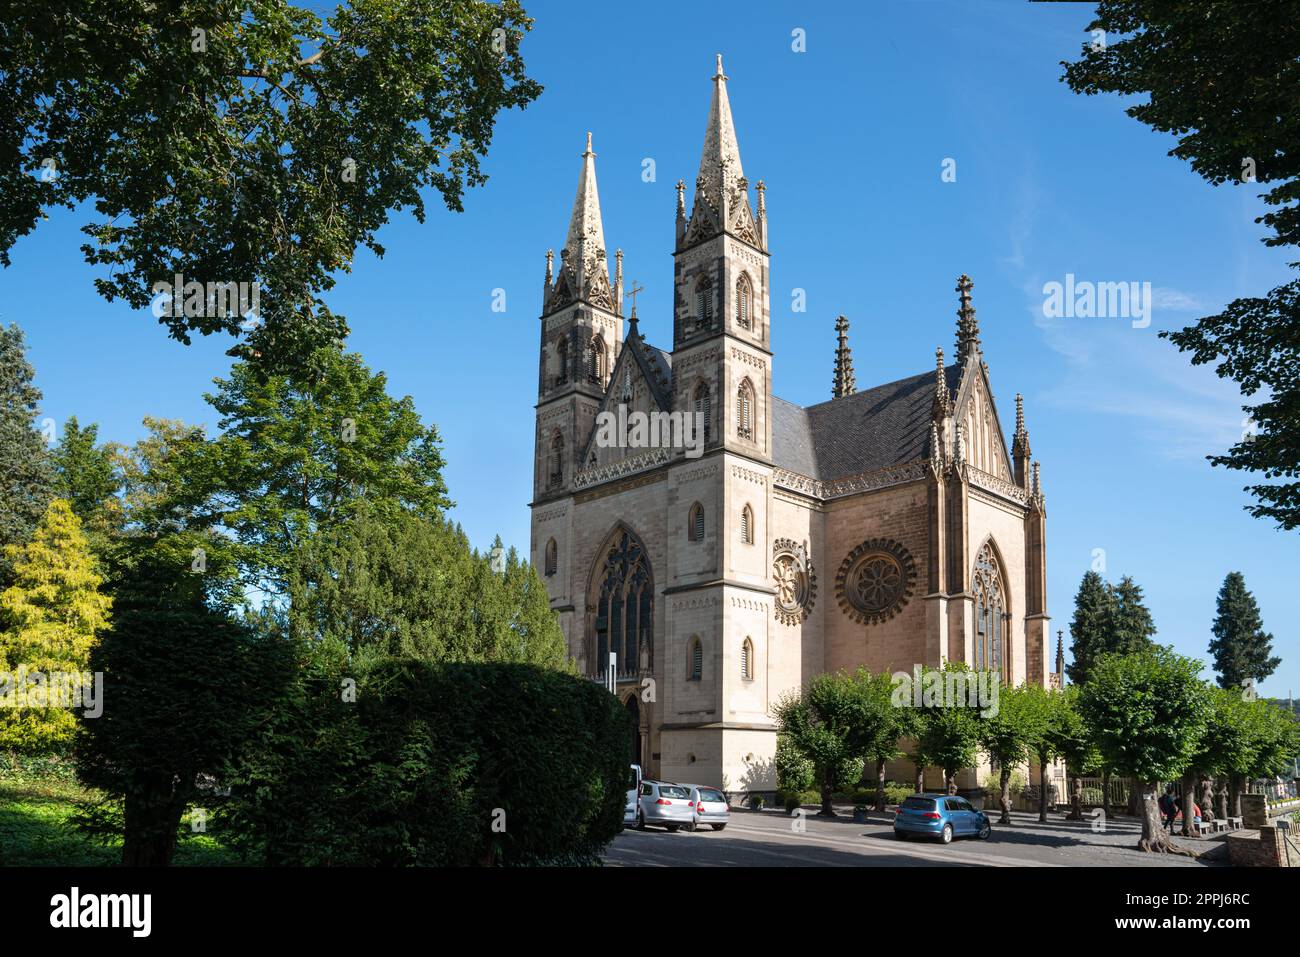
top-left (221, 657), bottom-right (631, 866)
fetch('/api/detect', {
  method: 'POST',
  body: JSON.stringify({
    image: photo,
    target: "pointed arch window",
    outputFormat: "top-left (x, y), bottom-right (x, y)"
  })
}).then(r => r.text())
top-left (688, 502), bottom-right (705, 543)
top-left (736, 274), bottom-right (753, 330)
top-left (737, 380), bottom-right (754, 440)
top-left (688, 637), bottom-right (703, 681)
top-left (693, 382), bottom-right (712, 441)
top-left (594, 531), bottom-right (654, 680)
top-left (741, 505), bottom-right (754, 544)
top-left (694, 278), bottom-right (714, 331)
top-left (588, 338), bottom-right (603, 383)
top-left (548, 433), bottom-right (564, 488)
top-left (973, 542), bottom-right (1009, 681)
top-left (544, 538), bottom-right (557, 577)
top-left (741, 637), bottom-right (754, 680)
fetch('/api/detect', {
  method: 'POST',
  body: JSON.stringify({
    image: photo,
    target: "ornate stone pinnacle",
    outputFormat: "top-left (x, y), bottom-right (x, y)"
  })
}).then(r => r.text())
top-left (932, 346), bottom-right (949, 417)
top-left (832, 315), bottom-right (856, 399)
top-left (955, 273), bottom-right (980, 361)
top-left (1015, 393), bottom-right (1025, 434)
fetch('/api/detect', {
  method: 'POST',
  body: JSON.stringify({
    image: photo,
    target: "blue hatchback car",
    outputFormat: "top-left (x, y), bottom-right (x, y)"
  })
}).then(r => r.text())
top-left (894, 794), bottom-right (991, 844)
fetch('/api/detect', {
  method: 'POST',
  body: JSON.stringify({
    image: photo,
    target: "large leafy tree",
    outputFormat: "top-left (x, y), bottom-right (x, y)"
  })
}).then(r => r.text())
top-left (865, 670), bottom-right (921, 811)
top-left (916, 664), bottom-right (985, 797)
top-left (772, 672), bottom-right (868, 818)
top-left (1208, 571), bottom-right (1280, 690)
top-left (164, 345), bottom-right (449, 610)
top-left (0, 324), bottom-right (53, 585)
top-left (75, 534), bottom-right (291, 866)
top-left (0, 0), bottom-right (544, 369)
top-left (1077, 649), bottom-right (1214, 853)
top-left (1062, 1), bottom-right (1300, 528)
top-left (979, 682), bottom-right (1051, 824)
top-left (0, 499), bottom-right (112, 754)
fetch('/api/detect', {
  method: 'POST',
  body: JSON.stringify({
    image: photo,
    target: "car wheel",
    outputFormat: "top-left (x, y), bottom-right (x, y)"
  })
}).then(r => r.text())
top-left (940, 824), bottom-right (953, 844)
top-left (711, 824), bottom-right (726, 831)
top-left (636, 810), bottom-right (646, 831)
top-left (978, 821), bottom-right (991, 840)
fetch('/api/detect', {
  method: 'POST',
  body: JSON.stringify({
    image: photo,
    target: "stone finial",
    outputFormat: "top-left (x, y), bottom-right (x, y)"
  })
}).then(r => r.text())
top-left (545, 248), bottom-right (554, 285)
top-left (955, 273), bottom-right (981, 362)
top-left (832, 314), bottom-right (857, 399)
top-left (932, 346), bottom-right (950, 418)
top-left (1015, 393), bottom-right (1025, 434)
top-left (1056, 630), bottom-right (1065, 683)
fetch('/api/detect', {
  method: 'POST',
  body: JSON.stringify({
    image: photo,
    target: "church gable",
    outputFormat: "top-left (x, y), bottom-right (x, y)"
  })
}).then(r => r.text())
top-left (952, 362), bottom-right (1013, 481)
top-left (579, 335), bottom-right (678, 471)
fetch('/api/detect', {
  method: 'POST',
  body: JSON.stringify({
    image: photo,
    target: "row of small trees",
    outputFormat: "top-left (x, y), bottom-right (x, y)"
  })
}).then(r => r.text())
top-left (774, 652), bottom-right (1298, 853)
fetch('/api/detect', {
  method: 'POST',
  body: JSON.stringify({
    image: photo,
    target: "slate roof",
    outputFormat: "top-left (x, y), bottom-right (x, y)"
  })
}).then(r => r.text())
top-left (772, 364), bottom-right (962, 481)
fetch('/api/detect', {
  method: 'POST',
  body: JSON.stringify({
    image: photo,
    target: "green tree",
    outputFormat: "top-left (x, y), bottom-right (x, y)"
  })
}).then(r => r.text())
top-left (161, 345), bottom-right (449, 613)
top-left (288, 505), bottom-right (564, 668)
top-left (1106, 575), bottom-right (1157, 655)
top-left (866, 670), bottom-right (921, 811)
top-left (1066, 570), bottom-right (1112, 685)
top-left (773, 672), bottom-right (868, 818)
top-left (1077, 649), bottom-right (1214, 852)
top-left (74, 534), bottom-right (289, 866)
top-left (916, 664), bottom-right (985, 797)
top-left (979, 682), bottom-right (1050, 824)
top-left (0, 324), bottom-right (53, 585)
top-left (1, 0), bottom-right (544, 370)
top-left (1062, 2), bottom-right (1300, 528)
top-left (1208, 571), bottom-right (1280, 691)
top-left (50, 416), bottom-right (123, 547)
top-left (0, 499), bottom-right (111, 754)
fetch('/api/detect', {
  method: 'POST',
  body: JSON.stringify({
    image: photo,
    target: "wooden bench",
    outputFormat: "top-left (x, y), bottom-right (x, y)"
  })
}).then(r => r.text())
top-left (1228, 816), bottom-right (1243, 830)
top-left (1210, 819), bottom-right (1228, 834)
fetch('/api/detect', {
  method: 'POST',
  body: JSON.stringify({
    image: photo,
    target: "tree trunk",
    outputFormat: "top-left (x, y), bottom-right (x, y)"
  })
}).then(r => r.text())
top-left (1136, 780), bottom-right (1195, 854)
top-left (874, 758), bottom-right (887, 811)
top-left (1069, 774), bottom-right (1084, 821)
top-left (121, 787), bottom-right (188, 867)
top-left (944, 768), bottom-right (957, 795)
top-left (914, 761), bottom-right (925, 795)
top-left (1229, 773), bottom-right (1243, 818)
top-left (819, 766), bottom-right (835, 818)
top-left (1102, 771), bottom-right (1112, 815)
top-left (1127, 784), bottom-right (1142, 817)
top-left (1037, 751), bottom-right (1049, 823)
top-left (1179, 772), bottom-right (1199, 838)
top-left (1214, 777), bottom-right (1229, 821)
top-left (999, 766), bottom-right (1012, 824)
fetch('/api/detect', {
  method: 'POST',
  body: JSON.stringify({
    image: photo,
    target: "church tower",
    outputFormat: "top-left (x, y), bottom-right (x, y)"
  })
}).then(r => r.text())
top-left (534, 133), bottom-right (623, 504)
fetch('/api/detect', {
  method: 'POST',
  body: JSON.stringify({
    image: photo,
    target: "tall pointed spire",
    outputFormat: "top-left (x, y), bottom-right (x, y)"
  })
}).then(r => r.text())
top-left (832, 315), bottom-right (856, 399)
top-left (1056, 630), bottom-right (1065, 686)
top-left (553, 131), bottom-right (612, 310)
top-left (682, 55), bottom-right (761, 250)
top-left (1012, 392), bottom-right (1032, 488)
top-left (954, 274), bottom-right (981, 362)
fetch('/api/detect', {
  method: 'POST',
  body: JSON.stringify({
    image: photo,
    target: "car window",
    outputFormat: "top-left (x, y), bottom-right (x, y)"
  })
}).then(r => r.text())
top-left (641, 783), bottom-right (653, 796)
top-left (957, 800), bottom-right (974, 812)
top-left (901, 797), bottom-right (935, 810)
top-left (699, 789), bottom-right (726, 803)
top-left (945, 799), bottom-right (963, 811)
top-left (659, 785), bottom-right (690, 799)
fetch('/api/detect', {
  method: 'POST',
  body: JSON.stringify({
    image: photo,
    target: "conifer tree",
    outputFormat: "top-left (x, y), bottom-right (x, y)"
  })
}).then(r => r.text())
top-left (0, 499), bottom-right (111, 753)
top-left (50, 416), bottom-right (123, 548)
top-left (0, 324), bottom-right (54, 585)
top-left (1106, 575), bottom-right (1158, 656)
top-left (1065, 570), bottom-right (1113, 685)
top-left (1208, 571), bottom-right (1280, 690)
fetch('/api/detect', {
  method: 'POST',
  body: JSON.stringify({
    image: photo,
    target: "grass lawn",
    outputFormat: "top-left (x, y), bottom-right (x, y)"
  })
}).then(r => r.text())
top-left (0, 762), bottom-right (240, 866)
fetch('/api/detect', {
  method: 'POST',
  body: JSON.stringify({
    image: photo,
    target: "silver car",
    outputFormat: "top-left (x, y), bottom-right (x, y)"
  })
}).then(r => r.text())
top-left (635, 780), bottom-right (695, 831)
top-left (683, 784), bottom-right (730, 831)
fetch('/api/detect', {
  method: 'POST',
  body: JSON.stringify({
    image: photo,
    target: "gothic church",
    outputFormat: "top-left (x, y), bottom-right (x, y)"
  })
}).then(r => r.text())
top-left (531, 57), bottom-right (1052, 796)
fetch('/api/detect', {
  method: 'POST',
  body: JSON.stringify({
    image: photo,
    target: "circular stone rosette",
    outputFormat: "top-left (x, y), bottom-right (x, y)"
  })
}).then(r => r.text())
top-left (772, 538), bottom-right (816, 626)
top-left (835, 538), bottom-right (916, 625)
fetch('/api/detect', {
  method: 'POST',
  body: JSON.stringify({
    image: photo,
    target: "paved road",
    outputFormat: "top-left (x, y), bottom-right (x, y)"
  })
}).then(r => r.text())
top-left (604, 808), bottom-right (1212, 867)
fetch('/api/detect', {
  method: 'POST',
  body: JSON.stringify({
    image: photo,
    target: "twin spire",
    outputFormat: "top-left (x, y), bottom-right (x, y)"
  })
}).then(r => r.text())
top-left (546, 130), bottom-right (615, 313)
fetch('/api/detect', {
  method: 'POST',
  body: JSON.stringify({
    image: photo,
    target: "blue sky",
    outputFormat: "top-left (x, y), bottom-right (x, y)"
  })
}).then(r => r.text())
top-left (3, 1), bottom-right (1296, 696)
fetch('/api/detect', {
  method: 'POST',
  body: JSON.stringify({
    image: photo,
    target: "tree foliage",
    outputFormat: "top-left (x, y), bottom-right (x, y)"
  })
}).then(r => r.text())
top-left (50, 416), bottom-right (123, 547)
top-left (0, 324), bottom-right (53, 585)
top-left (1062, 1), bottom-right (1300, 528)
top-left (0, 0), bottom-right (544, 369)
top-left (772, 671), bottom-right (871, 817)
top-left (0, 499), bottom-right (111, 754)
top-left (1208, 571), bottom-right (1280, 689)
